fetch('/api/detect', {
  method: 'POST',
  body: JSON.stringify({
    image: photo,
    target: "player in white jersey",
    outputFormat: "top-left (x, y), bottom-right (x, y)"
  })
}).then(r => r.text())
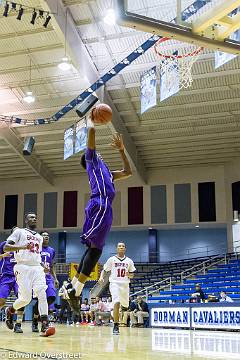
top-left (99, 242), bottom-right (136, 335)
top-left (4, 213), bottom-right (55, 337)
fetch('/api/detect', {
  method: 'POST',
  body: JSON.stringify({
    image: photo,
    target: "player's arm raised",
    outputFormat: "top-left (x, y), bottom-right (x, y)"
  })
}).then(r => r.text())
top-left (87, 115), bottom-right (96, 150)
top-left (111, 133), bottom-right (132, 181)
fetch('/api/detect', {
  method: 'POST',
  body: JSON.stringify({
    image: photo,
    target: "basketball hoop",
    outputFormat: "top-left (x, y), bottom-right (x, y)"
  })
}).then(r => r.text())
top-left (154, 37), bottom-right (203, 89)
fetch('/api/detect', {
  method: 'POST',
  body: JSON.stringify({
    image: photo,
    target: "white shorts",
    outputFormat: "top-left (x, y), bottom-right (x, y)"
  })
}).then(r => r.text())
top-left (109, 282), bottom-right (129, 308)
top-left (14, 264), bottom-right (47, 304)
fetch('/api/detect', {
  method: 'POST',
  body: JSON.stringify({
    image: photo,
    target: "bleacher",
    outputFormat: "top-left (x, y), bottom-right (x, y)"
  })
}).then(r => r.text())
top-left (130, 254), bottom-right (232, 294)
top-left (148, 258), bottom-right (240, 303)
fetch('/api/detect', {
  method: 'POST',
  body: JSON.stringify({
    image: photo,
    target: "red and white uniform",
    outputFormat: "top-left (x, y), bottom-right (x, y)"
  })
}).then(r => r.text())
top-left (6, 228), bottom-right (47, 303)
top-left (103, 255), bottom-right (136, 308)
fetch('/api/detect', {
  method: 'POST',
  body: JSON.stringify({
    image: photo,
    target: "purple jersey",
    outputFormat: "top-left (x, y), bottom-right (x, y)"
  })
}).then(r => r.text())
top-left (81, 148), bottom-right (115, 250)
top-left (86, 148), bottom-right (115, 204)
top-left (0, 241), bottom-right (16, 276)
top-left (41, 246), bottom-right (55, 282)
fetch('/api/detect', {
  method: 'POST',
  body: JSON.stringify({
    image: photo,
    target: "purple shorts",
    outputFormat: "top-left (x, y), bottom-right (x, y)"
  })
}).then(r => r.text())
top-left (0, 274), bottom-right (18, 299)
top-left (46, 278), bottom-right (56, 298)
top-left (81, 200), bottom-right (112, 250)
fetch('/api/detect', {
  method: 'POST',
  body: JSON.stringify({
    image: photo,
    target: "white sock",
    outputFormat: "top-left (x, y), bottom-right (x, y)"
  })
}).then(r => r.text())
top-left (73, 281), bottom-right (84, 297)
top-left (71, 276), bottom-right (78, 287)
top-left (17, 312), bottom-right (23, 324)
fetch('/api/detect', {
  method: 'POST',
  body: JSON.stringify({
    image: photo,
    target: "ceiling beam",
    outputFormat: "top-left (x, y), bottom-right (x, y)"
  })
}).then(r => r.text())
top-left (0, 27), bottom-right (54, 40)
top-left (40, 0), bottom-right (147, 183)
top-left (0, 44), bottom-right (63, 59)
top-left (0, 125), bottom-right (54, 185)
top-left (192, 0), bottom-right (240, 34)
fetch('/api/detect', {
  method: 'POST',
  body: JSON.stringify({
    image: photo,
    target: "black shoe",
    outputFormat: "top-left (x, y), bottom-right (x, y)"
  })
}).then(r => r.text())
top-left (67, 289), bottom-right (80, 314)
top-left (14, 323), bottom-right (23, 333)
top-left (5, 307), bottom-right (14, 330)
top-left (113, 323), bottom-right (119, 335)
top-left (32, 320), bottom-right (39, 333)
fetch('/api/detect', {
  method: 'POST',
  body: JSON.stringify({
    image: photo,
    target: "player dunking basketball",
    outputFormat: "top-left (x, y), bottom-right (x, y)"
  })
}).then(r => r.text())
top-left (4, 213), bottom-right (55, 337)
top-left (68, 114), bottom-right (132, 311)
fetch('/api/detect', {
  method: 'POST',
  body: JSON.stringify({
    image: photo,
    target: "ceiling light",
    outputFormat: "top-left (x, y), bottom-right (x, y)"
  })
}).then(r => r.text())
top-left (30, 9), bottom-right (37, 25)
top-left (195, 225), bottom-right (199, 228)
top-left (43, 14), bottom-right (51, 28)
top-left (3, 2), bottom-right (9, 17)
top-left (58, 57), bottom-right (71, 71)
top-left (103, 8), bottom-right (116, 25)
top-left (23, 91), bottom-right (35, 104)
top-left (16, 6), bottom-right (24, 20)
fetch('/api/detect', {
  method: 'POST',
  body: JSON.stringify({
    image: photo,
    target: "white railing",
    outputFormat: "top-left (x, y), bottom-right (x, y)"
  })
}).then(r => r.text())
top-left (131, 253), bottom-right (229, 301)
top-left (180, 253), bottom-right (227, 283)
top-left (55, 242), bottom-right (227, 264)
top-left (131, 277), bottom-right (172, 300)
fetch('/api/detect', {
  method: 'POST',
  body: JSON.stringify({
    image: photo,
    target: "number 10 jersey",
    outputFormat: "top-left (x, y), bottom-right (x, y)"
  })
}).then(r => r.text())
top-left (103, 255), bottom-right (136, 284)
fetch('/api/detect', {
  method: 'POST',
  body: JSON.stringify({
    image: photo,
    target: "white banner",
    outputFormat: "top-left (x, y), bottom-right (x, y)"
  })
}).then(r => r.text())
top-left (151, 307), bottom-right (190, 328)
top-left (215, 29), bottom-right (240, 69)
top-left (64, 126), bottom-right (74, 160)
top-left (75, 119), bottom-right (87, 154)
top-left (140, 66), bottom-right (157, 114)
top-left (192, 306), bottom-right (240, 330)
top-left (160, 59), bottom-right (180, 101)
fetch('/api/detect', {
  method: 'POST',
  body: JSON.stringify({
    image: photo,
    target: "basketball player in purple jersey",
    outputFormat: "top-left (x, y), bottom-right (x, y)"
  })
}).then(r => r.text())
top-left (32, 231), bottom-right (59, 332)
top-left (0, 227), bottom-right (25, 333)
top-left (68, 115), bottom-right (132, 311)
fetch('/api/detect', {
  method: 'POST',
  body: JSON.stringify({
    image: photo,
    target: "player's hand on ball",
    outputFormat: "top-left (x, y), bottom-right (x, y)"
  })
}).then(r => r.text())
top-left (111, 133), bottom-right (124, 151)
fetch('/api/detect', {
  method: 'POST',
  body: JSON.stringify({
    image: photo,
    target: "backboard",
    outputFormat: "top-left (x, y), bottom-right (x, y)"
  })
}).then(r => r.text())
top-left (117, 0), bottom-right (240, 54)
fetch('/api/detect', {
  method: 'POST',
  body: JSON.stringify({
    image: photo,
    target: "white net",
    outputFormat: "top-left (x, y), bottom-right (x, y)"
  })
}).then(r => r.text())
top-left (155, 38), bottom-right (203, 90)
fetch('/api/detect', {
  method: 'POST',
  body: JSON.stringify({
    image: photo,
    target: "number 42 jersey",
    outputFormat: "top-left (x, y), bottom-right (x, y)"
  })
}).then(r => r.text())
top-left (6, 228), bottom-right (43, 266)
top-left (103, 256), bottom-right (136, 284)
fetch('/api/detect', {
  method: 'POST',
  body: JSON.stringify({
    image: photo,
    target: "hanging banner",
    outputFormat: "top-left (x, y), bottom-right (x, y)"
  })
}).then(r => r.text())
top-left (75, 119), bottom-right (87, 154)
top-left (160, 59), bottom-right (180, 101)
top-left (64, 126), bottom-right (74, 160)
top-left (140, 66), bottom-right (157, 114)
top-left (215, 29), bottom-right (240, 69)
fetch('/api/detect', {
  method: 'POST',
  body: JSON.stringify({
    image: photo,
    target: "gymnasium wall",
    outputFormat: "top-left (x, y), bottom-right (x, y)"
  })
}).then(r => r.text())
top-left (0, 161), bottom-right (240, 254)
top-left (9, 226), bottom-right (224, 264)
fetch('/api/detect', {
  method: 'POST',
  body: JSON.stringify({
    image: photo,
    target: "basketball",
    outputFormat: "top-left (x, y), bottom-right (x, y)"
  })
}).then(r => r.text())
top-left (91, 103), bottom-right (112, 124)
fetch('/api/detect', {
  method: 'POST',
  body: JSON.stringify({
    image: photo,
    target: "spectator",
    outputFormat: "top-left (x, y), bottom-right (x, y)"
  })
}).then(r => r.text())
top-left (190, 283), bottom-right (205, 303)
top-left (220, 291), bottom-right (234, 303)
top-left (121, 297), bottom-right (136, 327)
top-left (88, 298), bottom-right (98, 325)
top-left (130, 296), bottom-right (149, 327)
top-left (95, 298), bottom-right (112, 326)
top-left (58, 281), bottom-right (73, 325)
top-left (80, 298), bottom-right (90, 324)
